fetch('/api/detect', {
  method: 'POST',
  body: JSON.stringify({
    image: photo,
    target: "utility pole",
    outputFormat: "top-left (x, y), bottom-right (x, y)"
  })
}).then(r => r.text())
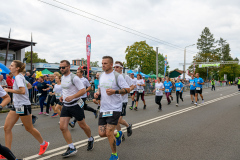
top-left (183, 48), bottom-right (186, 80)
top-left (31, 33), bottom-right (33, 72)
top-left (156, 47), bottom-right (158, 78)
top-left (5, 28), bottom-right (11, 66)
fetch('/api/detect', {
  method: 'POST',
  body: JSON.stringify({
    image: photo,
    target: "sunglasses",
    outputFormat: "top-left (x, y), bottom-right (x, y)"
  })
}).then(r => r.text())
top-left (59, 66), bottom-right (67, 69)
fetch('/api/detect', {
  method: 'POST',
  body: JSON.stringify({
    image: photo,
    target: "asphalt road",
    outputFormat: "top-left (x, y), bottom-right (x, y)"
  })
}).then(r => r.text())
top-left (0, 85), bottom-right (239, 160)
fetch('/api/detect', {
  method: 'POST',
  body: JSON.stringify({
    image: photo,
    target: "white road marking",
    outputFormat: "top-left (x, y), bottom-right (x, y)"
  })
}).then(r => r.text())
top-left (22, 92), bottom-right (239, 160)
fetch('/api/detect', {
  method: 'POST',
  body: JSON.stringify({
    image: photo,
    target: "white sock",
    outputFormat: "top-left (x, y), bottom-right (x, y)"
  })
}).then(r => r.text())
top-left (40, 141), bottom-right (46, 145)
top-left (88, 136), bottom-right (93, 141)
top-left (68, 143), bottom-right (75, 149)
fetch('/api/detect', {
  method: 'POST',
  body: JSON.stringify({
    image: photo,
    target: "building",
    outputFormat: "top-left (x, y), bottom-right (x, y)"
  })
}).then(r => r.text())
top-left (0, 36), bottom-right (36, 67)
top-left (72, 59), bottom-right (84, 66)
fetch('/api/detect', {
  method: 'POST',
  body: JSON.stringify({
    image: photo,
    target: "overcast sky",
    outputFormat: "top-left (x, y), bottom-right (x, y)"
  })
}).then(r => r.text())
top-left (0, 0), bottom-right (239, 72)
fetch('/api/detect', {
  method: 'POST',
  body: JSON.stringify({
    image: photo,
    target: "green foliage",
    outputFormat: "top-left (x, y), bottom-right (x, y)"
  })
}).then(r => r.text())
top-left (188, 27), bottom-right (239, 81)
top-left (125, 41), bottom-right (169, 74)
top-left (25, 51), bottom-right (48, 63)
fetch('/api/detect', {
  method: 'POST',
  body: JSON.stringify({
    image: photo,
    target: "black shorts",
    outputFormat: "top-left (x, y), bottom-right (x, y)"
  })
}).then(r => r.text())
top-left (98, 111), bottom-right (121, 125)
top-left (60, 104), bottom-right (85, 121)
top-left (50, 95), bottom-right (63, 106)
top-left (195, 88), bottom-right (202, 94)
top-left (97, 95), bottom-right (101, 100)
top-left (130, 91), bottom-right (136, 96)
top-left (11, 105), bottom-right (32, 116)
top-left (121, 102), bottom-right (127, 116)
top-left (190, 90), bottom-right (195, 95)
top-left (238, 85), bottom-right (240, 89)
top-left (170, 90), bottom-right (172, 95)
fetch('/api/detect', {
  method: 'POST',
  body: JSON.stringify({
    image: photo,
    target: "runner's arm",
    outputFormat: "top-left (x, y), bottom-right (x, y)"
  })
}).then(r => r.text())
top-left (0, 94), bottom-right (11, 108)
top-left (4, 87), bottom-right (25, 94)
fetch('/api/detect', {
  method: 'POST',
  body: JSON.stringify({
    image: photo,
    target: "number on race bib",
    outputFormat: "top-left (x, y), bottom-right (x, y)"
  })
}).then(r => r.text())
top-left (138, 89), bottom-right (143, 93)
top-left (196, 87), bottom-right (201, 90)
top-left (190, 82), bottom-right (193, 85)
top-left (55, 93), bottom-right (61, 98)
top-left (16, 106), bottom-right (24, 114)
top-left (156, 88), bottom-right (160, 92)
top-left (176, 87), bottom-right (180, 90)
top-left (165, 89), bottom-right (169, 92)
top-left (130, 90), bottom-right (134, 93)
top-left (77, 99), bottom-right (84, 108)
top-left (102, 111), bottom-right (113, 117)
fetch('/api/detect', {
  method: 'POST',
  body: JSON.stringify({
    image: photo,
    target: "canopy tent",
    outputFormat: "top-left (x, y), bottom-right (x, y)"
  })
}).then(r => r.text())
top-left (158, 73), bottom-right (164, 78)
top-left (180, 74), bottom-right (191, 80)
top-left (169, 70), bottom-right (182, 78)
top-left (127, 70), bottom-right (134, 74)
top-left (0, 63), bottom-right (10, 79)
top-left (148, 73), bottom-right (156, 78)
top-left (41, 69), bottom-right (53, 75)
top-left (133, 72), bottom-right (149, 78)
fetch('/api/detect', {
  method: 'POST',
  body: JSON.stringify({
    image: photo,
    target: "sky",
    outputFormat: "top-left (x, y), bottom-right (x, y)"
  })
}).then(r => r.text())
top-left (0, 0), bottom-right (239, 72)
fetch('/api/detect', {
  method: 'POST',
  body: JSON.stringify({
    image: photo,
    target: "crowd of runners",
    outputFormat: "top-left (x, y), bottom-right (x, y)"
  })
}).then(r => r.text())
top-left (0, 56), bottom-right (238, 160)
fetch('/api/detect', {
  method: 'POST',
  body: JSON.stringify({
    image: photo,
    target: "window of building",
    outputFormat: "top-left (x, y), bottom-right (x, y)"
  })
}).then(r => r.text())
top-left (0, 53), bottom-right (16, 61)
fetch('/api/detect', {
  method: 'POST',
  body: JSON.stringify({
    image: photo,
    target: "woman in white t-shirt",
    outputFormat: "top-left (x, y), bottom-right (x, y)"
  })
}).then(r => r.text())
top-left (135, 74), bottom-right (146, 111)
top-left (3, 60), bottom-right (49, 156)
top-left (153, 77), bottom-right (164, 111)
top-left (50, 74), bottom-right (63, 118)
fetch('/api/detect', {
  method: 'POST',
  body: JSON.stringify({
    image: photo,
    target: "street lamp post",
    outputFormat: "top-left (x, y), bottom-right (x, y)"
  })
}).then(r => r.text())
top-left (183, 44), bottom-right (195, 79)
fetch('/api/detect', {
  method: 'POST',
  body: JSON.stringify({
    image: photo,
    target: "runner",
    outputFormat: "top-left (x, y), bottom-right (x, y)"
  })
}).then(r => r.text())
top-left (175, 78), bottom-right (184, 106)
top-left (135, 74), bottom-right (146, 110)
top-left (129, 73), bottom-right (137, 110)
top-left (114, 61), bottom-right (133, 139)
top-left (211, 78), bottom-right (215, 91)
top-left (92, 73), bottom-right (101, 110)
top-left (94, 56), bottom-right (130, 160)
top-left (3, 60), bottom-right (49, 156)
top-left (237, 77), bottom-right (240, 92)
top-left (50, 74), bottom-right (62, 118)
top-left (69, 68), bottom-right (99, 128)
top-left (163, 76), bottom-right (172, 105)
top-left (153, 77), bottom-right (164, 111)
top-left (59, 60), bottom-right (94, 157)
top-left (194, 73), bottom-right (205, 106)
top-left (169, 79), bottom-right (174, 101)
top-left (46, 74), bottom-right (55, 115)
top-left (189, 75), bottom-right (196, 104)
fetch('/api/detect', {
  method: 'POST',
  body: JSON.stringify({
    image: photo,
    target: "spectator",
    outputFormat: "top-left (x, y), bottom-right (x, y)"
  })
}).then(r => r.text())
top-left (6, 72), bottom-right (13, 107)
top-left (0, 75), bottom-right (7, 88)
top-left (36, 76), bottom-right (48, 114)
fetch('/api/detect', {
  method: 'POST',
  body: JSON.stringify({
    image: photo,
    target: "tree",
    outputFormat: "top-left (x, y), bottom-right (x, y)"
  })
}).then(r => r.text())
top-left (125, 41), bottom-right (169, 74)
top-left (25, 51), bottom-right (48, 63)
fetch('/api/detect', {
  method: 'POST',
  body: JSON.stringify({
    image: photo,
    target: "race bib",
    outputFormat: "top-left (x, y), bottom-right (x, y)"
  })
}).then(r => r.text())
top-left (156, 88), bottom-right (160, 92)
top-left (138, 89), bottom-right (143, 93)
top-left (130, 90), bottom-right (134, 93)
top-left (49, 86), bottom-right (52, 89)
top-left (190, 82), bottom-right (193, 85)
top-left (95, 89), bottom-right (98, 93)
top-left (37, 93), bottom-right (42, 96)
top-left (102, 111), bottom-right (113, 117)
top-left (16, 106), bottom-right (24, 114)
top-left (176, 87), bottom-right (180, 91)
top-left (77, 98), bottom-right (84, 108)
top-left (165, 89), bottom-right (169, 92)
top-left (55, 93), bottom-right (61, 98)
top-left (196, 87), bottom-right (201, 90)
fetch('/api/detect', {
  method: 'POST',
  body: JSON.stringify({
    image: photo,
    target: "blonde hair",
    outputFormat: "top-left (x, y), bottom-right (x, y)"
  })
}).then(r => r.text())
top-left (54, 72), bottom-right (60, 77)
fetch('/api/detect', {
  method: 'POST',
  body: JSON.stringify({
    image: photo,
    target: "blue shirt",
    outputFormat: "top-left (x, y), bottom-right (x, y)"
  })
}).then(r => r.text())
top-left (195, 77), bottom-right (204, 88)
top-left (164, 81), bottom-right (172, 92)
top-left (175, 82), bottom-right (183, 91)
top-left (94, 79), bottom-right (99, 90)
top-left (189, 79), bottom-right (195, 90)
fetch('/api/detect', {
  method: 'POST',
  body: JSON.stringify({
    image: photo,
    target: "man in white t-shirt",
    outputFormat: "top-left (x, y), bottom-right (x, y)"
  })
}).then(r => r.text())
top-left (69, 68), bottom-right (99, 128)
top-left (59, 60), bottom-right (94, 158)
top-left (129, 73), bottom-right (137, 110)
top-left (94, 56), bottom-right (130, 160)
top-left (114, 61), bottom-right (134, 140)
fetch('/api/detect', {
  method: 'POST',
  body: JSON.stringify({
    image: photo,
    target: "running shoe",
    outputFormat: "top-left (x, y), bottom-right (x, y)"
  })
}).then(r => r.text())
top-left (45, 113), bottom-right (49, 116)
top-left (202, 100), bottom-right (204, 103)
top-left (176, 103), bottom-right (179, 107)
top-left (69, 122), bottom-right (75, 128)
top-left (181, 98), bottom-right (184, 102)
top-left (168, 102), bottom-right (171, 105)
top-left (116, 131), bottom-right (123, 146)
top-left (87, 137), bottom-right (94, 151)
top-left (191, 101), bottom-right (194, 104)
top-left (122, 133), bottom-right (125, 141)
top-left (94, 110), bottom-right (99, 119)
top-left (38, 141), bottom-right (50, 155)
top-left (62, 147), bottom-right (77, 157)
top-left (129, 106), bottom-right (133, 110)
top-left (134, 107), bottom-right (138, 111)
top-left (127, 124), bottom-right (132, 137)
top-left (194, 102), bottom-right (198, 106)
top-left (109, 153), bottom-right (119, 160)
top-left (43, 112), bottom-right (47, 115)
top-left (38, 112), bottom-right (43, 115)
top-left (143, 105), bottom-right (146, 110)
top-left (0, 155), bottom-right (5, 159)
top-left (51, 113), bottom-right (58, 117)
top-left (32, 116), bottom-right (38, 124)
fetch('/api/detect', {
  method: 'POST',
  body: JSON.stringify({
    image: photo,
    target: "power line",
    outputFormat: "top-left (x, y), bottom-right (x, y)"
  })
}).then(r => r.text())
top-left (36, 0), bottom-right (197, 54)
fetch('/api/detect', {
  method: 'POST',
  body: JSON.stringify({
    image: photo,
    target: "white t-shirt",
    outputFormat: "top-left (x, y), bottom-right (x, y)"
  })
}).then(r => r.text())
top-left (80, 77), bottom-right (91, 98)
top-left (0, 86), bottom-right (7, 97)
top-left (136, 79), bottom-right (145, 91)
top-left (122, 75), bottom-right (133, 103)
top-left (53, 84), bottom-right (62, 99)
top-left (13, 74), bottom-right (31, 108)
top-left (99, 71), bottom-right (129, 112)
top-left (61, 73), bottom-right (85, 107)
top-left (131, 77), bottom-right (137, 91)
top-left (155, 82), bottom-right (164, 96)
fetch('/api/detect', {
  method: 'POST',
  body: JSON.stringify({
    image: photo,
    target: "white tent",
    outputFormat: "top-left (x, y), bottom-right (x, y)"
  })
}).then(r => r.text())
top-left (179, 74), bottom-right (191, 80)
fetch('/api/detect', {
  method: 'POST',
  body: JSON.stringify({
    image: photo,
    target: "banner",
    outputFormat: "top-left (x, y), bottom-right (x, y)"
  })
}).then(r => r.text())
top-left (86, 35), bottom-right (91, 78)
top-left (199, 63), bottom-right (220, 68)
top-left (164, 55), bottom-right (167, 78)
top-left (193, 63), bottom-right (195, 74)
